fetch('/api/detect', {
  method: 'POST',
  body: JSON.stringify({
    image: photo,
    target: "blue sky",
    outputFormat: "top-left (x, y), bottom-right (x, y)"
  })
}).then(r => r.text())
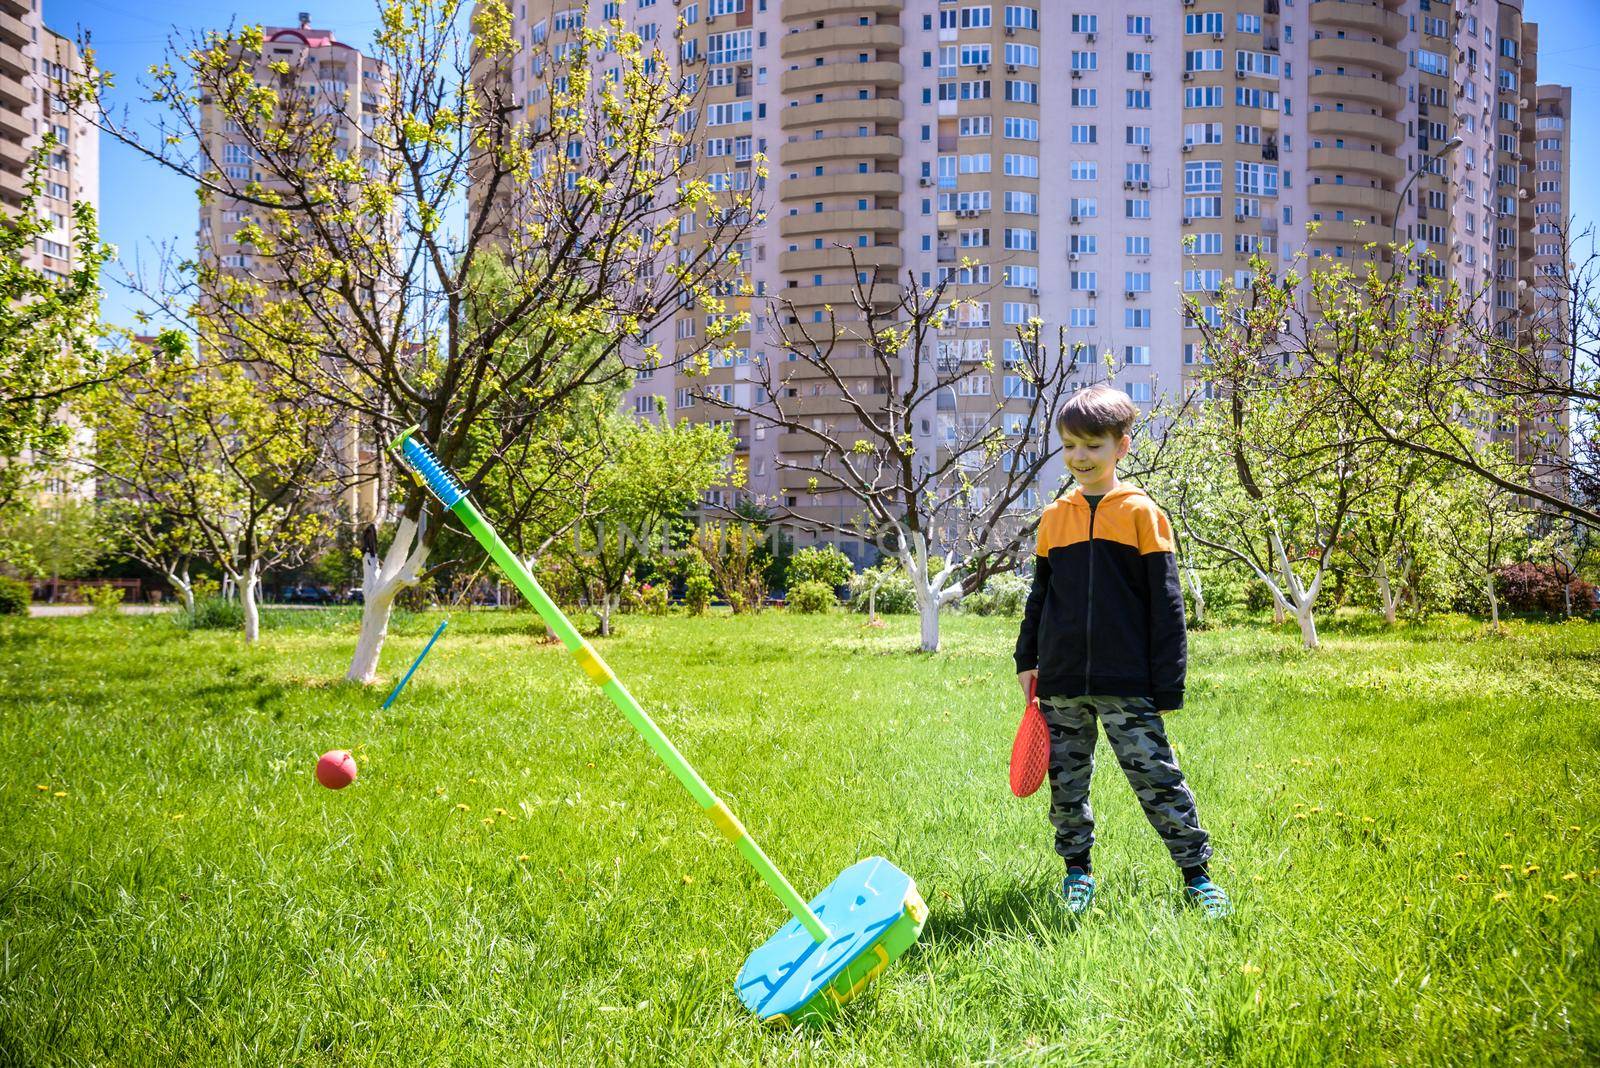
top-left (50, 0), bottom-right (1600, 329)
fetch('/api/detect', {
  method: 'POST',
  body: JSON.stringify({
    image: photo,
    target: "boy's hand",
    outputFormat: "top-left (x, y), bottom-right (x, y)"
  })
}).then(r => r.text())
top-left (1017, 669), bottom-right (1038, 701)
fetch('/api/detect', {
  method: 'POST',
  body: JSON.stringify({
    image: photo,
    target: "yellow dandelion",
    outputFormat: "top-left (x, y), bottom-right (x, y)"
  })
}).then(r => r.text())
top-left (1542, 894), bottom-right (1558, 904)
top-left (1504, 832), bottom-right (1515, 840)
top-left (1293, 802), bottom-right (1305, 810)
top-left (1562, 872), bottom-right (1579, 882)
top-left (494, 807), bottom-right (508, 816)
top-left (171, 814), bottom-right (184, 821)
top-left (1453, 851), bottom-right (1467, 859)
top-left (1499, 864), bottom-right (1515, 872)
top-left (468, 777), bottom-right (477, 784)
top-left (1523, 865), bottom-right (1540, 876)
top-left (517, 854), bottom-right (531, 862)
top-left (1570, 825), bottom-right (1582, 833)
top-left (1335, 811), bottom-right (1346, 818)
top-left (34, 784), bottom-right (48, 791)
top-left (1492, 891), bottom-right (1510, 903)
top-left (1362, 816), bottom-right (1376, 824)
top-left (1381, 836), bottom-right (1394, 845)
top-left (1311, 806), bottom-right (1323, 814)
top-left (1455, 874), bottom-right (1470, 882)
top-left (52, 791), bottom-right (66, 797)
top-left (1240, 963), bottom-right (1261, 975)
top-left (1293, 813), bottom-right (1308, 821)
top-left (681, 874), bottom-right (694, 885)
top-left (456, 803), bottom-right (470, 811)
top-left (482, 817), bottom-right (494, 826)
top-left (435, 786), bottom-right (445, 794)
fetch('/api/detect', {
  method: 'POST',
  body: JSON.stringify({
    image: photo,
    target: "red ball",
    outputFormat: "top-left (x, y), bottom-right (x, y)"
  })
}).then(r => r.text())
top-left (316, 750), bottom-right (358, 790)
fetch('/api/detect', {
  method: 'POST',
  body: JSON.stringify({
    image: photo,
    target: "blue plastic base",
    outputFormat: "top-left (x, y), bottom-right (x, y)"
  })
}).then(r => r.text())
top-left (736, 856), bottom-right (925, 1023)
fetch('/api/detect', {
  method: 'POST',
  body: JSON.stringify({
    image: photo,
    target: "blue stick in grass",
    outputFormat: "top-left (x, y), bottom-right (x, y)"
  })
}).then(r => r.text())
top-left (381, 619), bottom-right (448, 710)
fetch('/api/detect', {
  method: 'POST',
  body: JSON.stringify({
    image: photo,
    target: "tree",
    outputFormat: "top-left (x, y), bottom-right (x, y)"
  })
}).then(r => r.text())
top-left (547, 414), bottom-right (735, 636)
top-left (1435, 470), bottom-right (1521, 629)
top-left (81, 348), bottom-right (336, 640)
top-left (0, 139), bottom-right (136, 513)
top-left (692, 521), bottom-right (768, 616)
top-left (694, 256), bottom-right (1079, 652)
top-left (73, 1), bottom-right (756, 679)
top-left (0, 498), bottom-right (104, 591)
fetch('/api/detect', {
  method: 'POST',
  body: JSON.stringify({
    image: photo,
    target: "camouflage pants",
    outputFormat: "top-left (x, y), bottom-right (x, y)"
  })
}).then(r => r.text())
top-left (1040, 694), bottom-right (1212, 870)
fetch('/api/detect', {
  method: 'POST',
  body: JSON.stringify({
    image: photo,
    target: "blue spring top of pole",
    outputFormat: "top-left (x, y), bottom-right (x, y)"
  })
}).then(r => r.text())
top-left (394, 427), bottom-right (467, 509)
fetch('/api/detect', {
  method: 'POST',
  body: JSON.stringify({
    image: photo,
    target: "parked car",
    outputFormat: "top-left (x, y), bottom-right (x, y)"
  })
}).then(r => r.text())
top-left (281, 584), bottom-right (335, 605)
top-left (342, 587), bottom-right (365, 605)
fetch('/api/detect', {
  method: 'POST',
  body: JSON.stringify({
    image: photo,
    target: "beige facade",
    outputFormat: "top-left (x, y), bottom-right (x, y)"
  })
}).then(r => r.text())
top-left (197, 15), bottom-right (389, 526)
top-left (486, 1), bottom-right (1570, 560)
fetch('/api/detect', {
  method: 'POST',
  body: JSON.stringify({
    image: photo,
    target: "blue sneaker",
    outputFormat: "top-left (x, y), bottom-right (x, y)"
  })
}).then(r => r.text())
top-left (1062, 868), bottom-right (1096, 916)
top-left (1184, 875), bottom-right (1233, 918)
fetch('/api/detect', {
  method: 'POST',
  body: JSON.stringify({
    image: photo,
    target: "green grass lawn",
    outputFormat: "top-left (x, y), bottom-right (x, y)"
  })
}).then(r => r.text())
top-left (2, 608), bottom-right (1598, 1065)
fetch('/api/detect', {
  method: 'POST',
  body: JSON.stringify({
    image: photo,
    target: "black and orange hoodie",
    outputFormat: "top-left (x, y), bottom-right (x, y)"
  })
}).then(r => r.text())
top-left (1013, 484), bottom-right (1187, 709)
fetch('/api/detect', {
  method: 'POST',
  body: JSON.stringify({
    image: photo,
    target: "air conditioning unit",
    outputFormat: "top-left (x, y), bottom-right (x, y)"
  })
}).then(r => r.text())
top-left (1145, 34), bottom-right (1155, 44)
top-left (976, 63), bottom-right (988, 73)
top-left (1126, 291), bottom-right (1137, 300)
top-left (1212, 32), bottom-right (1224, 42)
top-left (1138, 181), bottom-right (1150, 191)
top-left (1182, 71), bottom-right (1194, 81)
top-left (918, 177), bottom-right (932, 187)
top-left (1070, 213), bottom-right (1081, 223)
top-left (1182, 144), bottom-right (1193, 153)
top-left (1235, 214), bottom-right (1246, 222)
top-left (1235, 69), bottom-right (1246, 79)
top-left (1069, 252), bottom-right (1080, 261)
top-left (1141, 145), bottom-right (1151, 154)
top-left (1086, 33), bottom-right (1097, 43)
top-left (1182, 216), bottom-right (1193, 226)
top-left (1183, 0), bottom-right (1195, 6)
top-left (1087, 289), bottom-right (1098, 298)
top-left (1006, 64), bottom-right (1019, 73)
top-left (1142, 71), bottom-right (1152, 81)
top-left (1005, 26), bottom-right (1016, 37)
top-left (706, 13), bottom-right (717, 23)
top-left (1071, 69), bottom-right (1083, 79)
top-left (1029, 286), bottom-right (1040, 297)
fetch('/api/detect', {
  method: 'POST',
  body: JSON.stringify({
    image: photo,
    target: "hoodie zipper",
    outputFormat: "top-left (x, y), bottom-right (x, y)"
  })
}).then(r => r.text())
top-left (1084, 494), bottom-right (1096, 694)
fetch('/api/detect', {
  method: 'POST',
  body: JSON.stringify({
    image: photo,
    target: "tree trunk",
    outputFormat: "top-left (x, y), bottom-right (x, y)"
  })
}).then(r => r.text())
top-left (1272, 599), bottom-right (1287, 626)
top-left (347, 514), bottom-right (430, 684)
top-left (597, 595), bottom-right (614, 637)
top-left (239, 562), bottom-right (261, 643)
top-left (1373, 558), bottom-right (1398, 625)
top-left (1485, 576), bottom-right (1501, 628)
top-left (1293, 600), bottom-right (1319, 649)
top-left (1184, 565), bottom-right (1205, 628)
top-left (167, 568), bottom-right (194, 614)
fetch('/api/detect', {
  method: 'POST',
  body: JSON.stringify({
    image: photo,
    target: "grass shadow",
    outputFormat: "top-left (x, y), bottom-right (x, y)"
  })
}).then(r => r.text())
top-left (918, 873), bottom-right (1067, 951)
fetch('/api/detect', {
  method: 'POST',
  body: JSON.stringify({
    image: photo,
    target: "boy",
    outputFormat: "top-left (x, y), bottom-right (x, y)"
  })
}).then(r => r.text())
top-left (1014, 385), bottom-right (1230, 918)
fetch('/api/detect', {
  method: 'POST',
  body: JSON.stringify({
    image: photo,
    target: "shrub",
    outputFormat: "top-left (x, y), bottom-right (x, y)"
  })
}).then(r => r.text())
top-left (1495, 562), bottom-right (1598, 616)
top-left (82, 584), bottom-right (125, 614)
top-left (848, 562), bottom-right (917, 615)
top-left (633, 582), bottom-right (669, 616)
top-left (0, 576), bottom-right (29, 615)
top-left (786, 545), bottom-right (853, 591)
top-left (180, 596), bottom-right (245, 631)
top-left (787, 579), bottom-right (837, 614)
top-left (960, 571), bottom-right (1030, 616)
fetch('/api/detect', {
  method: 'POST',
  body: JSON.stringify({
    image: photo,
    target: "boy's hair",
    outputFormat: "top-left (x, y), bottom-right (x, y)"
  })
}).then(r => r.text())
top-left (1055, 384), bottom-right (1139, 442)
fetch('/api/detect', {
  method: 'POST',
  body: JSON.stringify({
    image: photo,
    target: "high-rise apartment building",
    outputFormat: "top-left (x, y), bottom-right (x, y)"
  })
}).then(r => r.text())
top-left (3, 2), bottom-right (99, 501)
top-left (486, 1), bottom-right (1571, 561)
top-left (197, 13), bottom-right (389, 524)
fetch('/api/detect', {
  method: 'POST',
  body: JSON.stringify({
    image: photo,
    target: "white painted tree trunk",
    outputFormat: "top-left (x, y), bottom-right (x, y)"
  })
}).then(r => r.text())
top-left (235, 561), bottom-right (262, 642)
top-left (166, 567), bottom-right (194, 614)
top-left (347, 514), bottom-right (430, 684)
top-left (1372, 557), bottom-right (1400, 625)
top-left (596, 594), bottom-right (618, 637)
top-left (1485, 576), bottom-right (1501, 628)
top-left (1184, 565), bottom-right (1205, 627)
top-left (897, 530), bottom-right (965, 653)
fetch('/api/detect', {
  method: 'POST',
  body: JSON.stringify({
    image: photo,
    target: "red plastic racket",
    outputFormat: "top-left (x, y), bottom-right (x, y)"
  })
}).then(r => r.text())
top-left (1009, 677), bottom-right (1049, 797)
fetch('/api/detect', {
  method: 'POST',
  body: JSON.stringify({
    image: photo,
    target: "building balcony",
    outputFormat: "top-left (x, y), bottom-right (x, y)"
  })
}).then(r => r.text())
top-left (0, 135), bottom-right (29, 171)
top-left (1308, 0), bottom-right (1408, 43)
top-left (1309, 73), bottom-right (1405, 113)
top-left (1308, 146), bottom-right (1406, 185)
top-left (0, 101), bottom-right (27, 140)
top-left (783, 0), bottom-right (903, 19)
top-left (0, 0), bottom-right (26, 20)
top-left (1308, 109), bottom-right (1405, 147)
top-left (777, 282), bottom-right (903, 308)
top-left (780, 97), bottom-right (903, 131)
top-left (782, 171), bottom-right (902, 201)
top-left (0, 69), bottom-right (27, 110)
top-left (1306, 218), bottom-right (1389, 247)
top-left (778, 208), bottom-right (903, 238)
top-left (0, 42), bottom-right (25, 80)
top-left (779, 245), bottom-right (903, 273)
top-left (782, 61), bottom-right (904, 95)
top-left (1307, 181), bottom-right (1396, 218)
top-left (781, 24), bottom-right (903, 59)
top-left (779, 134), bottom-right (904, 166)
top-left (1308, 37), bottom-right (1407, 78)
top-left (0, 11), bottom-right (28, 50)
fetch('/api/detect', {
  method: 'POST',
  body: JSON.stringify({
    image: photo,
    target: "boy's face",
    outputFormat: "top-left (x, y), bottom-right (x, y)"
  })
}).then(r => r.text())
top-left (1060, 429), bottom-right (1131, 490)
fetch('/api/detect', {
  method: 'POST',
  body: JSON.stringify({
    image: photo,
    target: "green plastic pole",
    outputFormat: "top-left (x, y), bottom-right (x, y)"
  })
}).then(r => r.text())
top-left (394, 428), bottom-right (830, 943)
